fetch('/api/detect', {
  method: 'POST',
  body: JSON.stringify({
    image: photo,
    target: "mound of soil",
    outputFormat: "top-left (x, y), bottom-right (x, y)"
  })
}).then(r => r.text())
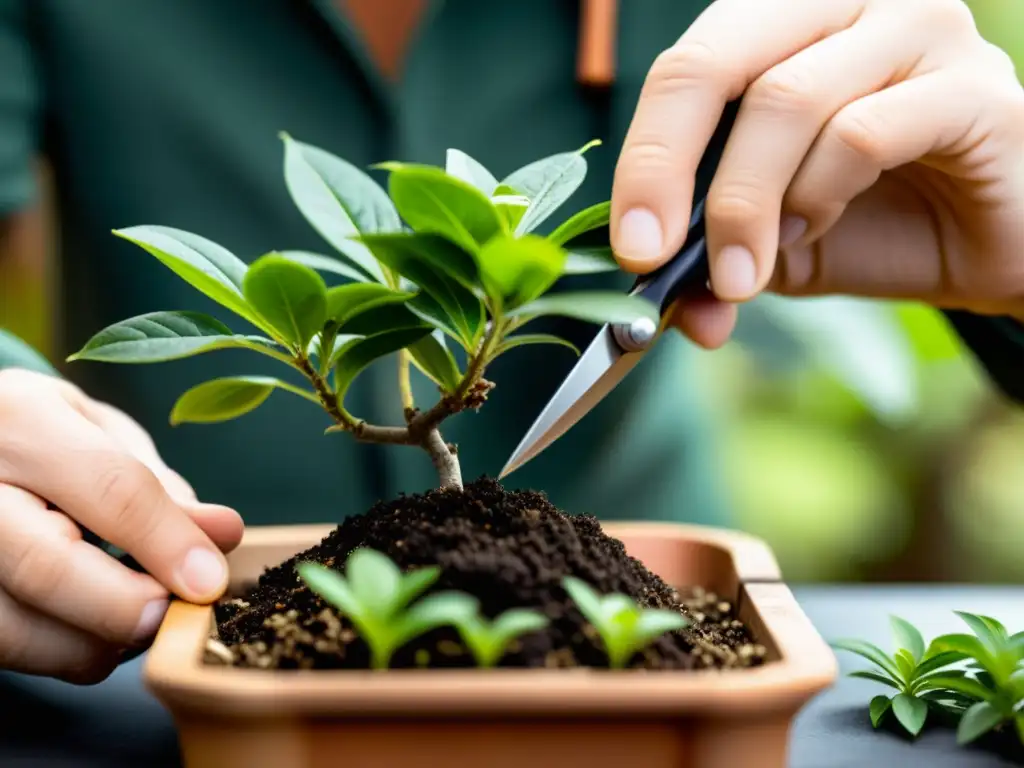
top-left (209, 478), bottom-right (767, 671)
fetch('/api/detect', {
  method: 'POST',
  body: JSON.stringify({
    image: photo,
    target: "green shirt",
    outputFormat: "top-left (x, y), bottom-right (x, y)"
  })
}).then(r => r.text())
top-left (0, 0), bottom-right (731, 526)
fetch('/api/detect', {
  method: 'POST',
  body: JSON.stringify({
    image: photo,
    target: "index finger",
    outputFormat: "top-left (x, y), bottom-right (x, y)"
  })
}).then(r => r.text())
top-left (0, 400), bottom-right (229, 604)
top-left (610, 0), bottom-right (862, 272)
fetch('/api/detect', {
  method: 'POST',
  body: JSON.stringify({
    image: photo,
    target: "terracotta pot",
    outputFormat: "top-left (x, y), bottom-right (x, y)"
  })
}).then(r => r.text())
top-left (145, 522), bottom-right (836, 768)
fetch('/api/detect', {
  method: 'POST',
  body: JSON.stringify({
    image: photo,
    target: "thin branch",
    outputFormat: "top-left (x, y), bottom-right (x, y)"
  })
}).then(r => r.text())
top-left (422, 428), bottom-right (462, 489)
top-left (397, 349), bottom-right (415, 420)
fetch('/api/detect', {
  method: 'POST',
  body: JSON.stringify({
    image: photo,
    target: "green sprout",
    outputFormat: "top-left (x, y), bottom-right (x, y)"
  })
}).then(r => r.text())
top-left (450, 607), bottom-right (550, 668)
top-left (561, 576), bottom-right (689, 669)
top-left (68, 137), bottom-right (658, 491)
top-left (296, 548), bottom-right (476, 670)
top-left (832, 615), bottom-right (970, 736)
top-left (925, 612), bottom-right (1024, 745)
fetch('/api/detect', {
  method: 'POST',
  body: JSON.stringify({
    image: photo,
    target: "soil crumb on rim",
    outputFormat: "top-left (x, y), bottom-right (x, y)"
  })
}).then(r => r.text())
top-left (210, 478), bottom-right (767, 671)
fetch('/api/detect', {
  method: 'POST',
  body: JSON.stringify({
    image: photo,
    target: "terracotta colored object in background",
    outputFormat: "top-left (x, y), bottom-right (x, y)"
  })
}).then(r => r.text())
top-left (145, 523), bottom-right (837, 768)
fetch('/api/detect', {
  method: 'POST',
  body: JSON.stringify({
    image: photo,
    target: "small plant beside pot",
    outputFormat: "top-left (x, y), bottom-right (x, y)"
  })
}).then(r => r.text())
top-left (71, 137), bottom-right (836, 768)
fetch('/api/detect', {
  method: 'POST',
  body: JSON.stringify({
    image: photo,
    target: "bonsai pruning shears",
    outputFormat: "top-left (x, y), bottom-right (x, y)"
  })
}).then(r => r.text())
top-left (499, 100), bottom-right (741, 480)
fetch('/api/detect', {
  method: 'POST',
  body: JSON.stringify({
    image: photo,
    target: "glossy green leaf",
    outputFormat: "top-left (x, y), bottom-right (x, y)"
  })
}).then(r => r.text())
top-left (280, 133), bottom-right (394, 282)
top-left (334, 301), bottom-right (430, 338)
top-left (915, 675), bottom-right (992, 701)
top-left (931, 633), bottom-right (990, 663)
top-left (894, 649), bottom-right (916, 680)
top-left (378, 162), bottom-right (504, 252)
top-left (395, 591), bottom-right (480, 647)
top-left (870, 695), bottom-right (892, 728)
top-left (491, 183), bottom-right (529, 232)
top-left (333, 327), bottom-right (433, 401)
top-left (956, 612), bottom-right (1009, 651)
top-left (892, 693), bottom-right (928, 736)
top-left (563, 246), bottom-right (619, 275)
top-left (407, 293), bottom-right (482, 349)
top-left (296, 563), bottom-right (363, 618)
top-left (958, 701), bottom-right (1006, 744)
top-left (242, 254), bottom-right (328, 348)
top-left (325, 283), bottom-right (414, 327)
top-left (562, 577), bottom-right (603, 623)
top-left (445, 148), bottom-right (498, 196)
top-left (169, 376), bottom-right (318, 425)
top-left (407, 333), bottom-right (461, 392)
top-left (891, 616), bottom-right (926, 661)
top-left (358, 232), bottom-right (482, 293)
top-left (355, 233), bottom-right (485, 345)
top-left (634, 609), bottom-right (689, 644)
top-left (849, 670), bottom-right (901, 690)
top-left (0, 330), bottom-right (58, 376)
top-left (491, 609), bottom-right (549, 643)
top-left (494, 333), bottom-right (580, 358)
top-left (915, 650), bottom-right (968, 678)
top-left (832, 639), bottom-right (903, 681)
top-left (113, 226), bottom-right (272, 334)
top-left (346, 549), bottom-right (402, 617)
top-left (278, 251), bottom-right (372, 283)
top-left (509, 291), bottom-right (659, 327)
top-left (455, 608), bottom-right (549, 668)
top-left (391, 567), bottom-right (442, 612)
top-left (477, 235), bottom-right (566, 308)
top-left (548, 201), bottom-right (611, 246)
top-left (502, 141), bottom-right (597, 235)
top-left (68, 311), bottom-right (286, 364)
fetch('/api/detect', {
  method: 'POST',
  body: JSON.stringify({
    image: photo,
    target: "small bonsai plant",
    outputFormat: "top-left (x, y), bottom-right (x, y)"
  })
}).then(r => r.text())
top-left (834, 611), bottom-right (1024, 749)
top-left (70, 135), bottom-right (654, 490)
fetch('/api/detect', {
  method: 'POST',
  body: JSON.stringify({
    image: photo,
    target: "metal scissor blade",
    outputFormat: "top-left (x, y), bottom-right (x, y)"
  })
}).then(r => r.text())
top-left (499, 326), bottom-right (644, 479)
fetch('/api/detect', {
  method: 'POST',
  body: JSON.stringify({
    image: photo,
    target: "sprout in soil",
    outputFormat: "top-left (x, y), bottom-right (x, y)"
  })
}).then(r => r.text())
top-left (449, 605), bottom-right (550, 668)
top-left (834, 610), bottom-right (1024, 748)
top-left (562, 576), bottom-right (689, 669)
top-left (68, 135), bottom-right (658, 491)
top-left (297, 548), bottom-right (477, 670)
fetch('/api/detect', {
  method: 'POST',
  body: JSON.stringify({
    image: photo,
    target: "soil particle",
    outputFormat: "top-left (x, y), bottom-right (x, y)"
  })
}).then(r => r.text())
top-left (211, 478), bottom-right (767, 672)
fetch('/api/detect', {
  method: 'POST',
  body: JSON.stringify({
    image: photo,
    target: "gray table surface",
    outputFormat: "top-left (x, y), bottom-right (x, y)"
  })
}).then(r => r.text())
top-left (1, 585), bottom-right (1022, 767)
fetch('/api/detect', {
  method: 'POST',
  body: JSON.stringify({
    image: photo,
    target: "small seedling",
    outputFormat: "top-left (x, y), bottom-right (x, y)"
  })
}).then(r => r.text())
top-left (925, 612), bottom-right (1024, 745)
top-left (562, 576), bottom-right (689, 669)
top-left (68, 137), bottom-right (657, 491)
top-left (450, 607), bottom-right (550, 668)
top-left (832, 615), bottom-right (969, 736)
top-left (297, 548), bottom-right (477, 670)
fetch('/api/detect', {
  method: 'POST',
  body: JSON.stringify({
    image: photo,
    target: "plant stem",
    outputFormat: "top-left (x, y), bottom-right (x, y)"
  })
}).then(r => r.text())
top-left (398, 349), bottom-right (415, 419)
top-left (423, 427), bottom-right (462, 489)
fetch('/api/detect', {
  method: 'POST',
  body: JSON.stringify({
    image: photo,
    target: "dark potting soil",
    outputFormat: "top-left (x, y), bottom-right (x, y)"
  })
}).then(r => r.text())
top-left (209, 478), bottom-right (767, 672)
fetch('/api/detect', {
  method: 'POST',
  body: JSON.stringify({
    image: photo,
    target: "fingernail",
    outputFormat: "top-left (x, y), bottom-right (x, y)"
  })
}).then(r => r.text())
top-left (132, 599), bottom-right (168, 643)
top-left (617, 208), bottom-right (663, 265)
top-left (177, 548), bottom-right (227, 598)
top-left (714, 246), bottom-right (758, 300)
top-left (779, 215), bottom-right (808, 248)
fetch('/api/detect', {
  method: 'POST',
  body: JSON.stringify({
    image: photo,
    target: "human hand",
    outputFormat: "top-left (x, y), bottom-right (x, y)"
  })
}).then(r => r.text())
top-left (611, 0), bottom-right (1024, 348)
top-left (0, 369), bottom-right (244, 684)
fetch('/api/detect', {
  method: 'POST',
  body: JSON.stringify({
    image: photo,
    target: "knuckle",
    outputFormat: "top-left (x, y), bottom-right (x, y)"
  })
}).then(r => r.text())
top-left (645, 42), bottom-right (726, 97)
top-left (748, 65), bottom-right (818, 114)
top-left (829, 108), bottom-right (887, 165)
top-left (6, 538), bottom-right (70, 606)
top-left (95, 459), bottom-right (160, 545)
top-left (707, 181), bottom-right (769, 227)
top-left (617, 138), bottom-right (677, 178)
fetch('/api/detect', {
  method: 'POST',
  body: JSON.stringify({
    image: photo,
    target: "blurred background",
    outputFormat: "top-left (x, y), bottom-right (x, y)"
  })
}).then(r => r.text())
top-left (0, 1), bottom-right (1021, 586)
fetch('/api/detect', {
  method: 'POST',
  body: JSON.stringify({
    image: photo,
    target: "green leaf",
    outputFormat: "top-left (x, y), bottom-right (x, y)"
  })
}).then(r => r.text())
top-left (509, 291), bottom-right (660, 326)
top-left (849, 670), bottom-right (902, 690)
top-left (113, 226), bottom-right (273, 335)
top-left (334, 302), bottom-right (430, 338)
top-left (491, 609), bottom-right (549, 644)
top-left (491, 184), bottom-right (530, 232)
top-left (916, 675), bottom-right (993, 701)
top-left (325, 283), bottom-right (414, 327)
top-left (392, 566), bottom-right (442, 611)
top-left (548, 201), bottom-right (611, 247)
top-left (956, 612), bottom-right (1009, 652)
top-left (502, 144), bottom-right (593, 235)
top-left (562, 577), bottom-right (603, 624)
top-left (359, 232), bottom-right (482, 294)
top-left (355, 233), bottom-right (485, 345)
top-left (931, 633), bottom-right (991, 664)
top-left (0, 330), bottom-right (58, 376)
top-left (892, 693), bottom-right (928, 736)
top-left (242, 254), bottom-right (328, 348)
top-left (169, 375), bottom-right (318, 425)
top-left (280, 133), bottom-right (394, 282)
top-left (870, 695), bottom-right (892, 728)
top-left (891, 616), bottom-right (926, 662)
top-left (445, 149), bottom-right (498, 196)
top-left (346, 549), bottom-right (402, 617)
top-left (915, 650), bottom-right (968, 678)
top-left (476, 235), bottom-right (566, 309)
top-left (277, 251), bottom-right (372, 283)
top-left (67, 311), bottom-right (286, 364)
top-left (633, 609), bottom-right (689, 644)
top-left (333, 327), bottom-right (433, 401)
top-left (831, 639), bottom-right (903, 681)
top-left (296, 563), bottom-right (362, 617)
top-left (407, 333), bottom-right (461, 392)
top-left (406, 293), bottom-right (481, 348)
top-left (894, 649), bottom-right (916, 681)
top-left (395, 591), bottom-right (479, 646)
top-left (562, 246), bottom-right (619, 275)
top-left (378, 162), bottom-right (504, 252)
top-left (958, 701), bottom-right (1006, 744)
top-left (1015, 714), bottom-right (1024, 744)
top-left (494, 333), bottom-right (580, 358)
